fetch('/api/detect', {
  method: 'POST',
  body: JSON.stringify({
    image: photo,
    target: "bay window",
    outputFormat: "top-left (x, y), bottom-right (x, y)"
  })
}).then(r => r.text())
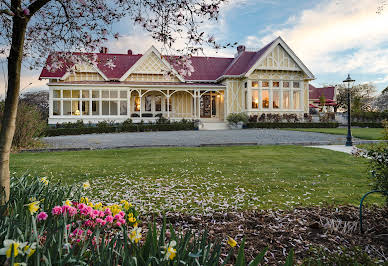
top-left (282, 91), bottom-right (290, 109)
top-left (273, 91), bottom-right (280, 109)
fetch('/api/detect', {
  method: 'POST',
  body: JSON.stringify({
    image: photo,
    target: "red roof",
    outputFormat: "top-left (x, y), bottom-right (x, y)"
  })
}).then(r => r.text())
top-left (309, 84), bottom-right (335, 100)
top-left (40, 39), bottom-right (279, 82)
top-left (49, 80), bottom-right (225, 87)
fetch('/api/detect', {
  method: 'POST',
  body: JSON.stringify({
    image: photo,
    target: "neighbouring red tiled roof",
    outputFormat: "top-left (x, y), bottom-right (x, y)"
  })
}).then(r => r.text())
top-left (49, 80), bottom-right (225, 87)
top-left (309, 84), bottom-right (335, 100)
top-left (39, 38), bottom-right (278, 82)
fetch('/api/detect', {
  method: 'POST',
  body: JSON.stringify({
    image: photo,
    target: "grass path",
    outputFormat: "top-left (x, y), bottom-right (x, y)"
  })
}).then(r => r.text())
top-left (283, 127), bottom-right (385, 140)
top-left (10, 146), bottom-right (384, 213)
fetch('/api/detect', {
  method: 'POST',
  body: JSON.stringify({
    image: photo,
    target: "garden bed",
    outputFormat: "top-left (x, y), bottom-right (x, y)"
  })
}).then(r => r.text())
top-left (153, 206), bottom-right (388, 265)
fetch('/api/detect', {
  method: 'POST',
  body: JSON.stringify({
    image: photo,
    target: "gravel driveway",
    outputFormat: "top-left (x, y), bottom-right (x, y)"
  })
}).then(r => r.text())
top-left (42, 129), bottom-right (350, 150)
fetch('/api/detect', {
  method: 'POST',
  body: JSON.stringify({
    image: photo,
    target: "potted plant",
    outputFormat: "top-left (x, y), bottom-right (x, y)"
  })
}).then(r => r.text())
top-left (226, 113), bottom-right (249, 129)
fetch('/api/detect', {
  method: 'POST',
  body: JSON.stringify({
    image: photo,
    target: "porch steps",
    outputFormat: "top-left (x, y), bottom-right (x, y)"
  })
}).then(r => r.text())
top-left (200, 122), bottom-right (229, 130)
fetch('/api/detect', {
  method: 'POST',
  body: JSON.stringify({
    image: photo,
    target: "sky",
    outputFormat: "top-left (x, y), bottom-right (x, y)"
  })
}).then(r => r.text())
top-left (1, 0), bottom-right (388, 96)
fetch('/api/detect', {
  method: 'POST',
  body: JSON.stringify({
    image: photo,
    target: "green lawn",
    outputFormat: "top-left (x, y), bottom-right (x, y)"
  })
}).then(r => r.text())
top-left (10, 146), bottom-right (384, 213)
top-left (283, 127), bottom-right (385, 140)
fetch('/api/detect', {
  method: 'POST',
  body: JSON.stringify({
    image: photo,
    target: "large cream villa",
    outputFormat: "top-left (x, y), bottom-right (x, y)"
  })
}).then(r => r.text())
top-left (40, 37), bottom-right (315, 125)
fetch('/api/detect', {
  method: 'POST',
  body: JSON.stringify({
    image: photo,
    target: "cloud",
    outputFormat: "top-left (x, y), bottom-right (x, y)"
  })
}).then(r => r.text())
top-left (243, 0), bottom-right (388, 77)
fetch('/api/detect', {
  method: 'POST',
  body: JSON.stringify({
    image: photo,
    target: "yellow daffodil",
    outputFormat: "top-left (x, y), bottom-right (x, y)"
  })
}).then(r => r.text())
top-left (23, 243), bottom-right (36, 257)
top-left (26, 201), bottom-right (40, 215)
top-left (14, 263), bottom-right (27, 266)
top-left (6, 242), bottom-right (19, 258)
top-left (128, 216), bottom-right (136, 223)
top-left (129, 226), bottom-right (142, 243)
top-left (40, 177), bottom-right (49, 185)
top-left (227, 237), bottom-right (237, 248)
top-left (80, 197), bottom-right (89, 204)
top-left (0, 240), bottom-right (27, 258)
top-left (161, 241), bottom-right (176, 261)
top-left (64, 200), bottom-right (72, 206)
top-left (120, 200), bottom-right (132, 210)
top-left (82, 181), bottom-right (90, 190)
top-left (94, 202), bottom-right (102, 210)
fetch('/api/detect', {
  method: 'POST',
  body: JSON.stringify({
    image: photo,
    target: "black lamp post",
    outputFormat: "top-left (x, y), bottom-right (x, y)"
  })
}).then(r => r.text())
top-left (343, 74), bottom-right (355, 146)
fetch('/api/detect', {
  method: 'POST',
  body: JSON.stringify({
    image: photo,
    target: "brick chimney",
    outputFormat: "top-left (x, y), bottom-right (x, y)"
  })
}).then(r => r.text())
top-left (127, 49), bottom-right (133, 55)
top-left (100, 47), bottom-right (108, 53)
top-left (237, 45), bottom-right (246, 54)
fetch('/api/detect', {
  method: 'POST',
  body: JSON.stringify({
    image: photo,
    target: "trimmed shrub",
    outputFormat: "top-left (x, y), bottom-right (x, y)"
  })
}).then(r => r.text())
top-left (351, 122), bottom-right (383, 128)
top-left (0, 102), bottom-right (46, 148)
top-left (282, 114), bottom-right (299, 123)
top-left (304, 113), bottom-right (312, 123)
top-left (246, 122), bottom-right (339, 129)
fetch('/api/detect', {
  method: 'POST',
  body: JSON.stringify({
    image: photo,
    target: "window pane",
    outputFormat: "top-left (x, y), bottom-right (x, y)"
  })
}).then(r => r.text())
top-left (252, 81), bottom-right (259, 88)
top-left (92, 101), bottom-right (99, 115)
top-left (53, 90), bottom-right (61, 98)
top-left (145, 95), bottom-right (152, 112)
top-left (134, 97), bottom-right (140, 111)
top-left (293, 81), bottom-right (300, 88)
top-left (92, 90), bottom-right (100, 98)
top-left (283, 81), bottom-right (290, 88)
top-left (110, 91), bottom-right (118, 98)
top-left (63, 90), bottom-right (71, 98)
top-left (82, 101), bottom-right (90, 115)
top-left (72, 90), bottom-right (80, 98)
top-left (72, 100), bottom-right (80, 115)
top-left (110, 101), bottom-right (118, 115)
top-left (102, 101), bottom-right (109, 115)
top-left (102, 90), bottom-right (109, 98)
top-left (251, 90), bottom-right (259, 109)
top-left (155, 95), bottom-right (162, 111)
top-left (120, 101), bottom-right (127, 115)
top-left (283, 91), bottom-right (290, 109)
top-left (53, 101), bottom-right (61, 115)
top-left (63, 101), bottom-right (71, 115)
top-left (293, 91), bottom-right (301, 109)
top-left (262, 81), bottom-right (269, 87)
top-left (82, 90), bottom-right (89, 98)
top-left (120, 91), bottom-right (127, 99)
top-left (262, 90), bottom-right (269, 108)
top-left (273, 91), bottom-right (280, 109)
top-left (273, 81), bottom-right (279, 88)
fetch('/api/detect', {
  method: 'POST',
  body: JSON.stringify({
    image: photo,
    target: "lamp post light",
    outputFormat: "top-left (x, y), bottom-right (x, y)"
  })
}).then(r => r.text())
top-left (343, 74), bottom-right (355, 146)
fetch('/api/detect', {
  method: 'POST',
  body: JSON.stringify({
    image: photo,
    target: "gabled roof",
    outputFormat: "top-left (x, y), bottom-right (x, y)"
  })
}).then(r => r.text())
top-left (39, 36), bottom-right (315, 82)
top-left (309, 84), bottom-right (336, 100)
top-left (221, 39), bottom-right (275, 76)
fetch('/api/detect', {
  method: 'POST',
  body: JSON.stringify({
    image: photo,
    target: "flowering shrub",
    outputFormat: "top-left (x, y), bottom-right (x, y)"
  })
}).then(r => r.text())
top-left (356, 143), bottom-right (388, 205)
top-left (0, 176), bottom-right (271, 265)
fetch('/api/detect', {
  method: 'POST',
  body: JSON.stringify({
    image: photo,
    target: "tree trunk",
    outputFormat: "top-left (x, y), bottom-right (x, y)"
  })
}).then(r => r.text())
top-left (0, 16), bottom-right (28, 204)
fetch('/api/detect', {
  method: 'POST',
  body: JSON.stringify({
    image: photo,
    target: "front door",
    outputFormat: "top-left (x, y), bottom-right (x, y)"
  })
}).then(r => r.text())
top-left (200, 94), bottom-right (212, 118)
top-left (200, 93), bottom-right (217, 118)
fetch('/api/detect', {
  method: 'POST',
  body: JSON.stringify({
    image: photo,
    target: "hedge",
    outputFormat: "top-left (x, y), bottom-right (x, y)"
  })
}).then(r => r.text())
top-left (45, 123), bottom-right (196, 136)
top-left (246, 122), bottom-right (339, 129)
top-left (350, 122), bottom-right (383, 128)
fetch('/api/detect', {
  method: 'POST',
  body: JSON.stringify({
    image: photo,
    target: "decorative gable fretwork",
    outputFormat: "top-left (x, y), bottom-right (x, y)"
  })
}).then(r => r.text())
top-left (132, 52), bottom-right (169, 74)
top-left (63, 72), bottom-right (105, 82)
top-left (249, 70), bottom-right (304, 81)
top-left (74, 63), bottom-right (97, 73)
top-left (126, 73), bottom-right (180, 82)
top-left (257, 44), bottom-right (301, 71)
